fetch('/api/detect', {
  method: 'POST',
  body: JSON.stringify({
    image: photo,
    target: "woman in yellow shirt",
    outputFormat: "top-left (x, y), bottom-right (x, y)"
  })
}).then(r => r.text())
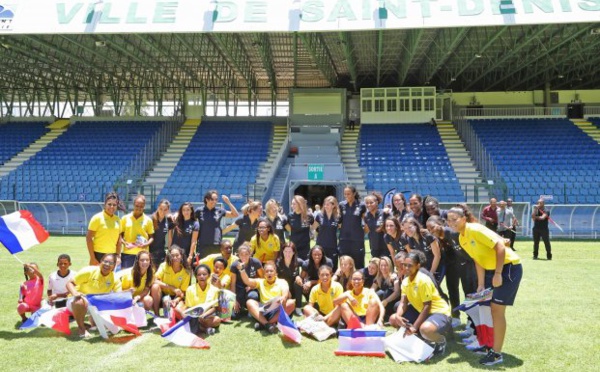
top-left (120, 251), bottom-right (154, 311)
top-left (250, 219), bottom-right (281, 263)
top-left (238, 261), bottom-right (294, 334)
top-left (150, 245), bottom-right (191, 318)
top-left (179, 264), bottom-right (221, 335)
top-left (66, 253), bottom-right (120, 337)
top-left (339, 270), bottom-right (384, 328)
top-left (390, 251), bottom-right (451, 357)
top-left (446, 206), bottom-right (522, 366)
top-left (302, 265), bottom-right (344, 327)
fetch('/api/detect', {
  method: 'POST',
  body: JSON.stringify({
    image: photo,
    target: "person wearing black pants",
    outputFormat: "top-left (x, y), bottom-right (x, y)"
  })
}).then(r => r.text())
top-left (338, 186), bottom-right (367, 269)
top-left (532, 199), bottom-right (552, 260)
top-left (426, 217), bottom-right (477, 324)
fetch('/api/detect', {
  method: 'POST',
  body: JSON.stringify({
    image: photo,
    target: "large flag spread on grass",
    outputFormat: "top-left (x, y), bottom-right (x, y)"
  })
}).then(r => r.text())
top-left (20, 306), bottom-right (71, 335)
top-left (87, 292), bottom-right (146, 339)
top-left (0, 211), bottom-right (49, 254)
top-left (161, 316), bottom-right (210, 349)
top-left (335, 329), bottom-right (387, 357)
top-left (276, 304), bottom-right (301, 344)
top-left (384, 328), bottom-right (434, 363)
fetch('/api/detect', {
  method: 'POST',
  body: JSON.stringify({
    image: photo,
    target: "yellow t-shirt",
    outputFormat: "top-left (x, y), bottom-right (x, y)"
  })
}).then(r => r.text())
top-left (199, 254), bottom-right (238, 277)
top-left (459, 222), bottom-right (521, 270)
top-left (309, 281), bottom-right (344, 315)
top-left (345, 288), bottom-right (377, 316)
top-left (74, 266), bottom-right (120, 295)
top-left (250, 234), bottom-right (281, 263)
top-left (256, 278), bottom-right (288, 304)
top-left (185, 282), bottom-right (220, 308)
top-left (120, 213), bottom-right (155, 256)
top-left (156, 263), bottom-right (191, 296)
top-left (88, 211), bottom-right (121, 254)
top-left (401, 271), bottom-right (450, 316)
top-left (218, 273), bottom-right (231, 289)
top-left (121, 270), bottom-right (153, 297)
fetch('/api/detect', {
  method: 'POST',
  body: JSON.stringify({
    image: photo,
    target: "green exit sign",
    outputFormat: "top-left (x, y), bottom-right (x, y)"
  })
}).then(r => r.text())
top-left (308, 164), bottom-right (324, 180)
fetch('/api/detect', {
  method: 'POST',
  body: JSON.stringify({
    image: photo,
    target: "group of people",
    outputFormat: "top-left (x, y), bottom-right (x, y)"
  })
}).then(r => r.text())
top-left (17, 187), bottom-right (522, 366)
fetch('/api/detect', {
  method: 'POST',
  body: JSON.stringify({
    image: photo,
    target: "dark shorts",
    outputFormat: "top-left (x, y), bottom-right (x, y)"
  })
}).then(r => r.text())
top-left (121, 253), bottom-right (136, 269)
top-left (485, 263), bottom-right (522, 306)
top-left (426, 313), bottom-right (451, 334)
top-left (93, 251), bottom-right (106, 262)
top-left (150, 249), bottom-right (166, 267)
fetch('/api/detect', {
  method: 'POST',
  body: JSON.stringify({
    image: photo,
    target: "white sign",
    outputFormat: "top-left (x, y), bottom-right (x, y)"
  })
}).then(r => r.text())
top-left (0, 0), bottom-right (599, 35)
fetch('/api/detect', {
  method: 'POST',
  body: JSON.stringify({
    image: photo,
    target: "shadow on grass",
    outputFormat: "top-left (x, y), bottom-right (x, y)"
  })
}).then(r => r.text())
top-left (446, 342), bottom-right (524, 369)
top-left (0, 328), bottom-right (68, 340)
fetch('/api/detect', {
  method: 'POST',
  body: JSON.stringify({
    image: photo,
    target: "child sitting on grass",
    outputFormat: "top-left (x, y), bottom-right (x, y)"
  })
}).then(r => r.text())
top-left (47, 254), bottom-right (76, 308)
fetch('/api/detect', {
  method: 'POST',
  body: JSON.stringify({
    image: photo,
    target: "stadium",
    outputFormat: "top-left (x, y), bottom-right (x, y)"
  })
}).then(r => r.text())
top-left (0, 1), bottom-right (599, 371)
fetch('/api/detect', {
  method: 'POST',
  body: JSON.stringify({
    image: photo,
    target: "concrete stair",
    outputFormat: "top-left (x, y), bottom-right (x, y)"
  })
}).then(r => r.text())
top-left (0, 120), bottom-right (69, 178)
top-left (437, 122), bottom-right (488, 202)
top-left (143, 119), bottom-right (202, 195)
top-left (256, 125), bottom-right (288, 193)
top-left (270, 157), bottom-right (294, 203)
top-left (572, 119), bottom-right (600, 144)
top-left (340, 129), bottom-right (368, 196)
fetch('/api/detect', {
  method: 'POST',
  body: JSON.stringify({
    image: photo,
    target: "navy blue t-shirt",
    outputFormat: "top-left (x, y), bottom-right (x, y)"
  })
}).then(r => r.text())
top-left (383, 233), bottom-right (407, 254)
top-left (266, 214), bottom-right (287, 246)
top-left (364, 210), bottom-right (388, 256)
top-left (285, 212), bottom-right (314, 252)
top-left (302, 257), bottom-right (334, 281)
top-left (170, 219), bottom-right (199, 256)
top-left (407, 233), bottom-right (438, 272)
top-left (149, 215), bottom-right (171, 254)
top-left (232, 215), bottom-right (259, 250)
top-left (315, 212), bottom-right (339, 251)
top-left (230, 257), bottom-right (263, 292)
top-left (196, 206), bottom-right (227, 247)
top-left (339, 200), bottom-right (366, 241)
top-left (360, 266), bottom-right (376, 288)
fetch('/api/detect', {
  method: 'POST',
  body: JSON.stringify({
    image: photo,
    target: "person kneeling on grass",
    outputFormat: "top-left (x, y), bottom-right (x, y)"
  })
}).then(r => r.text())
top-left (150, 245), bottom-right (191, 318)
top-left (66, 254), bottom-right (121, 338)
top-left (339, 270), bottom-right (385, 328)
top-left (389, 251), bottom-right (451, 357)
top-left (177, 264), bottom-right (221, 336)
top-left (302, 265), bottom-right (344, 327)
top-left (120, 251), bottom-right (155, 311)
top-left (237, 260), bottom-right (295, 334)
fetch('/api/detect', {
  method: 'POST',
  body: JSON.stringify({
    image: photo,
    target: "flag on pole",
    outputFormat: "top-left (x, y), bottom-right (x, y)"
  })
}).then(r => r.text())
top-left (0, 211), bottom-right (49, 254)
top-left (87, 292), bottom-right (143, 339)
top-left (335, 329), bottom-right (387, 357)
top-left (20, 306), bottom-right (72, 335)
top-left (161, 316), bottom-right (210, 349)
top-left (276, 304), bottom-right (301, 344)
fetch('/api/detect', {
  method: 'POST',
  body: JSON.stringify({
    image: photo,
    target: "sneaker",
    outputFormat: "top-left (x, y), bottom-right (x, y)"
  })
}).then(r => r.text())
top-left (254, 322), bottom-right (264, 331)
top-left (458, 328), bottom-right (474, 338)
top-left (433, 341), bottom-right (446, 356)
top-left (451, 317), bottom-right (461, 329)
top-left (268, 324), bottom-right (279, 334)
top-left (479, 349), bottom-right (503, 366)
top-left (461, 334), bottom-right (477, 344)
top-left (206, 327), bottom-right (216, 336)
top-left (294, 309), bottom-right (303, 317)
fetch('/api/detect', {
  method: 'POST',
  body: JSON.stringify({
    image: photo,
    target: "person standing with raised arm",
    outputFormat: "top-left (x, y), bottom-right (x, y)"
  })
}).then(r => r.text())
top-left (196, 190), bottom-right (239, 257)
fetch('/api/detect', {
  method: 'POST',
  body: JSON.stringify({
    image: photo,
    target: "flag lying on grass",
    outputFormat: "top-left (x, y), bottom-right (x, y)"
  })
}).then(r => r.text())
top-left (161, 316), bottom-right (210, 349)
top-left (87, 292), bottom-right (146, 339)
top-left (296, 316), bottom-right (336, 342)
top-left (0, 211), bottom-right (49, 254)
top-left (335, 329), bottom-right (387, 357)
top-left (276, 304), bottom-right (301, 344)
top-left (20, 306), bottom-right (71, 335)
top-left (384, 328), bottom-right (434, 363)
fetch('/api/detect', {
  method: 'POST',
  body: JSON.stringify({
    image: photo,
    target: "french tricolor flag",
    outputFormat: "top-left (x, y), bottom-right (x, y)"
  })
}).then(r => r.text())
top-left (335, 329), bottom-right (387, 357)
top-left (20, 306), bottom-right (72, 335)
top-left (277, 304), bottom-right (302, 344)
top-left (162, 316), bottom-right (210, 349)
top-left (0, 211), bottom-right (49, 254)
top-left (87, 292), bottom-right (146, 339)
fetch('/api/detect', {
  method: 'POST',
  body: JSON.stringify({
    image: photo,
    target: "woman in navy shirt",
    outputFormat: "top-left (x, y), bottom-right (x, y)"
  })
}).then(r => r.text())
top-left (149, 199), bottom-right (171, 268)
top-left (363, 192), bottom-right (389, 259)
top-left (285, 195), bottom-right (315, 260)
top-left (314, 195), bottom-right (340, 271)
top-left (338, 186), bottom-right (367, 269)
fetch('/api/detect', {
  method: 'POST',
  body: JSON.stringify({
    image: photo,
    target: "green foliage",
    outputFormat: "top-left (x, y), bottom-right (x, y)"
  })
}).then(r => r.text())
top-left (0, 238), bottom-right (598, 371)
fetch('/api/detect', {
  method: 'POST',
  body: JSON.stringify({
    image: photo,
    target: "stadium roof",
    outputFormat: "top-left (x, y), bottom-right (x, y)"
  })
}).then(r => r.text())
top-left (1, 23), bottom-right (600, 102)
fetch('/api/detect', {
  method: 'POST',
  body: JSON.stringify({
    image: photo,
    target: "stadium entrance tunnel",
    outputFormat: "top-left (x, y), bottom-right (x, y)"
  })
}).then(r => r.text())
top-left (293, 184), bottom-right (338, 209)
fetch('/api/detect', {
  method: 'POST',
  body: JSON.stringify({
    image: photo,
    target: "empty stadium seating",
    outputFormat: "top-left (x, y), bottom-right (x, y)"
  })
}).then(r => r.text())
top-left (359, 124), bottom-right (465, 201)
top-left (0, 121), bottom-right (49, 166)
top-left (0, 121), bottom-right (165, 202)
top-left (588, 117), bottom-right (600, 130)
top-left (158, 121), bottom-right (272, 209)
top-left (469, 118), bottom-right (600, 204)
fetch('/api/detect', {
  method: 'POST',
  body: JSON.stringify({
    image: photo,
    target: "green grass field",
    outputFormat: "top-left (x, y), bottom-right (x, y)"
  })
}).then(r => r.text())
top-left (1, 237), bottom-right (598, 371)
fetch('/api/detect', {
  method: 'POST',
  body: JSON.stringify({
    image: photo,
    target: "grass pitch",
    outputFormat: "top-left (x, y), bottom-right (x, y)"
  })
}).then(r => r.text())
top-left (0, 237), bottom-right (598, 371)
